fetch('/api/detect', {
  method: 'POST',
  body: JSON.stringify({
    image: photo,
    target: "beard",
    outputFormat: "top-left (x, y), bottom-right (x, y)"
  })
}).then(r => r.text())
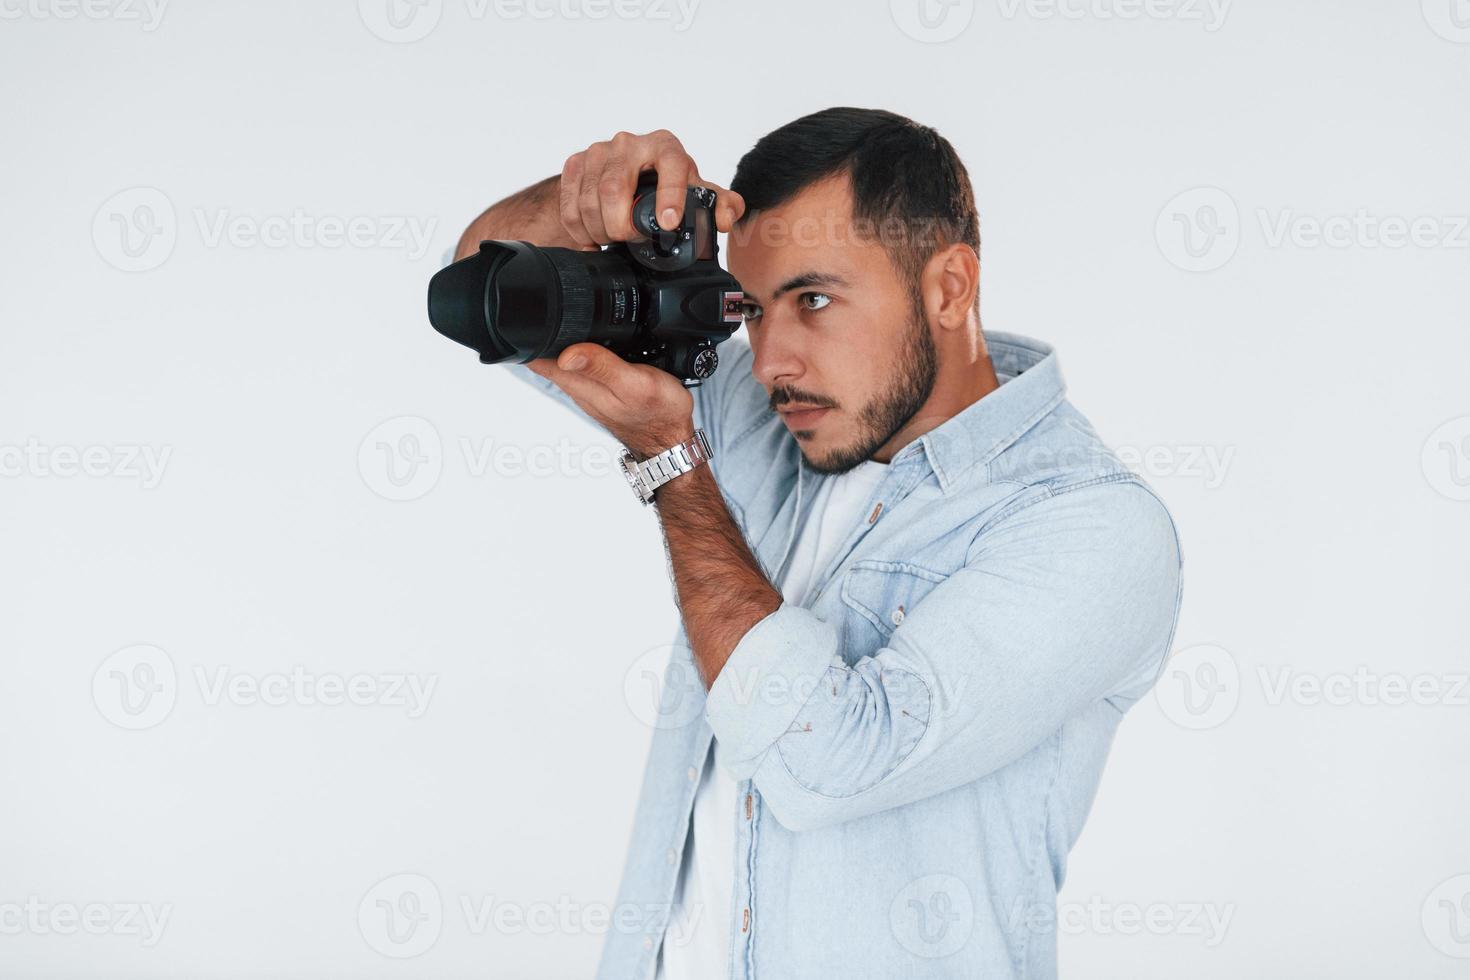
top-left (807, 305), bottom-right (938, 476)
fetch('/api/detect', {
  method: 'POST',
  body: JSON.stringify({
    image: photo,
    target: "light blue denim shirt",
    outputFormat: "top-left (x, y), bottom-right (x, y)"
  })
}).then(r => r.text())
top-left (501, 329), bottom-right (1183, 979)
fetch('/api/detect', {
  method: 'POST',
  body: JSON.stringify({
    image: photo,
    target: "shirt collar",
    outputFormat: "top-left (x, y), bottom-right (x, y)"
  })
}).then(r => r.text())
top-left (889, 330), bottom-right (1066, 494)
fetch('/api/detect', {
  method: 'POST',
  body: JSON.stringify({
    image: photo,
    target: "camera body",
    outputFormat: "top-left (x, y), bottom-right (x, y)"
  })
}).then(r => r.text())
top-left (429, 175), bottom-right (744, 385)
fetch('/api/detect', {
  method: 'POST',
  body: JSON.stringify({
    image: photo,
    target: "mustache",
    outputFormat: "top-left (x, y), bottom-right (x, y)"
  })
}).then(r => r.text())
top-left (770, 387), bottom-right (837, 411)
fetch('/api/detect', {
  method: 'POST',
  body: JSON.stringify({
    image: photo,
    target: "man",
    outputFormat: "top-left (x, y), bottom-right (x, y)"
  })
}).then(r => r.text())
top-left (451, 107), bottom-right (1183, 979)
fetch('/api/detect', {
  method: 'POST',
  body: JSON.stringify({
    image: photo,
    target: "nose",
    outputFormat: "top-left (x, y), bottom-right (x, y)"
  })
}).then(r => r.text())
top-left (750, 316), bottom-right (806, 391)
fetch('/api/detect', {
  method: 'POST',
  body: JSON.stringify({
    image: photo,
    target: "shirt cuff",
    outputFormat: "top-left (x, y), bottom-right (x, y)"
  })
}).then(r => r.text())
top-left (704, 601), bottom-right (840, 777)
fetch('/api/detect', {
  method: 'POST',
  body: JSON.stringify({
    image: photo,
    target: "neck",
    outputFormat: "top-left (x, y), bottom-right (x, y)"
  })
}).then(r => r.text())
top-left (872, 322), bottom-right (1000, 463)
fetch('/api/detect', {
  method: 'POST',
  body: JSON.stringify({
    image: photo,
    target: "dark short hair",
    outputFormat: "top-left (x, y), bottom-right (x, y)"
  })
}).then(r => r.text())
top-left (730, 107), bottom-right (980, 304)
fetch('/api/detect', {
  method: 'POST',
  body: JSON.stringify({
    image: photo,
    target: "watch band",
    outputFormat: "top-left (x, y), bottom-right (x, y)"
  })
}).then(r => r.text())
top-left (620, 429), bottom-right (712, 505)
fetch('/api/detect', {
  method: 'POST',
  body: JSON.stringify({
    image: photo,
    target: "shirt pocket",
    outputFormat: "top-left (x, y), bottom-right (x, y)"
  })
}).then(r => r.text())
top-left (838, 559), bottom-right (950, 662)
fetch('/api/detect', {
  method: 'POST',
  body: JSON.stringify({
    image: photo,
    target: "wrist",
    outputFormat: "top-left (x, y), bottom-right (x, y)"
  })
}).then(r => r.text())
top-left (651, 457), bottom-right (715, 504)
top-left (626, 421), bottom-right (696, 462)
top-left (619, 426), bottom-right (710, 506)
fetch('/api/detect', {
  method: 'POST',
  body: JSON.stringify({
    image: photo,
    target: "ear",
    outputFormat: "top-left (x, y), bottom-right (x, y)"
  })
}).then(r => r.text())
top-left (921, 242), bottom-right (980, 331)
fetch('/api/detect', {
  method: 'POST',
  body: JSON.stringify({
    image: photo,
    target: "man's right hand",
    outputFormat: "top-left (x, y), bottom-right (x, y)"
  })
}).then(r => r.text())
top-left (557, 129), bottom-right (745, 250)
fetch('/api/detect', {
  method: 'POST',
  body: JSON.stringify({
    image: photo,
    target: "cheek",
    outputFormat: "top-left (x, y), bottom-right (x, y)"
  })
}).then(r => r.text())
top-left (820, 323), bottom-right (887, 407)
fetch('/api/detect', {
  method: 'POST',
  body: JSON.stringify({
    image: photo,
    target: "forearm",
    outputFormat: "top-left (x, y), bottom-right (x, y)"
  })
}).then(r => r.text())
top-left (454, 174), bottom-right (578, 259)
top-left (653, 465), bottom-right (783, 690)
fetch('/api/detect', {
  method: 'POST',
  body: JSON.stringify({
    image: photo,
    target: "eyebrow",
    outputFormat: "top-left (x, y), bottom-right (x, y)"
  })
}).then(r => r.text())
top-left (743, 271), bottom-right (849, 305)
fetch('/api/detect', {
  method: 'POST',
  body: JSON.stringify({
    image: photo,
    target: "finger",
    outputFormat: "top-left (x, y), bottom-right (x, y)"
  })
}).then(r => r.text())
top-left (557, 342), bottom-right (641, 397)
top-left (528, 347), bottom-right (620, 411)
top-left (578, 143), bottom-right (612, 243)
top-left (598, 152), bottom-right (639, 242)
top-left (653, 147), bottom-right (693, 232)
top-left (558, 153), bottom-right (595, 249)
top-left (703, 182), bottom-right (746, 234)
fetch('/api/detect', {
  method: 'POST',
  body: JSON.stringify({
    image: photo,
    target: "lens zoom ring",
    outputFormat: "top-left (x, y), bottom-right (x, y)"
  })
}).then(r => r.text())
top-left (546, 251), bottom-right (594, 349)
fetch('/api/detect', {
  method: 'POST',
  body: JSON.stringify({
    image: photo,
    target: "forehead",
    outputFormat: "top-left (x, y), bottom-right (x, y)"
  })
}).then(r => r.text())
top-left (726, 174), bottom-right (892, 297)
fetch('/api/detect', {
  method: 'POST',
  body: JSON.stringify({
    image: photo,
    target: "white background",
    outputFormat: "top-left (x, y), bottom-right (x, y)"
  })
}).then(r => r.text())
top-left (2, 0), bottom-right (1468, 977)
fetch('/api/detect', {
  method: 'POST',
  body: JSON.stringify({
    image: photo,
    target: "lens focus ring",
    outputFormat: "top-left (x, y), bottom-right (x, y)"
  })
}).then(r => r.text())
top-left (545, 250), bottom-right (594, 350)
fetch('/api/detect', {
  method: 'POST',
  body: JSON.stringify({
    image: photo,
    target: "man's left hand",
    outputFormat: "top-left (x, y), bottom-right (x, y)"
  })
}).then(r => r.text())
top-left (525, 343), bottom-right (696, 459)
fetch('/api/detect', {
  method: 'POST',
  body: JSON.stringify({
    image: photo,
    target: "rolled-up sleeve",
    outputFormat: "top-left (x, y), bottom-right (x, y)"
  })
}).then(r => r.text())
top-left (703, 478), bottom-right (1183, 833)
top-left (703, 603), bottom-right (843, 773)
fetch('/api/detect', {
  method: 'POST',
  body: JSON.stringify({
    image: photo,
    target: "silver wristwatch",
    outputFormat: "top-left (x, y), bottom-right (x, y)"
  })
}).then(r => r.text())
top-left (619, 428), bottom-right (713, 505)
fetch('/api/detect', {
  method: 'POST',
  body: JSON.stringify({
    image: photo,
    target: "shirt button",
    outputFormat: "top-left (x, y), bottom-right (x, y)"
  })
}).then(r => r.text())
top-left (687, 766), bottom-right (699, 782)
top-left (643, 936), bottom-right (654, 950)
top-left (891, 606), bottom-right (905, 626)
top-left (666, 848), bottom-right (678, 865)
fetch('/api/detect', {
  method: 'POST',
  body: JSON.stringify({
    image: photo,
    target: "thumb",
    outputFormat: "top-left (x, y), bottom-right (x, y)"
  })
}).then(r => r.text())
top-left (557, 342), bottom-right (618, 379)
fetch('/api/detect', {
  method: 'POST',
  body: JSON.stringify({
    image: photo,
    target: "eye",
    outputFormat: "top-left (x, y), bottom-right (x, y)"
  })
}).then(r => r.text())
top-left (799, 292), bottom-right (833, 312)
top-left (740, 302), bottom-right (764, 323)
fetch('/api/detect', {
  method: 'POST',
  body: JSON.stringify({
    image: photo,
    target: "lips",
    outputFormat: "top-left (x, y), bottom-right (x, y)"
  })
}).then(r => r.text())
top-left (780, 406), bottom-right (830, 428)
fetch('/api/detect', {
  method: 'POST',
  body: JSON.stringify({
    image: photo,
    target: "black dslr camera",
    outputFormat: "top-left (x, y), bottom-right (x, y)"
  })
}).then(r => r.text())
top-left (428, 174), bottom-right (744, 385)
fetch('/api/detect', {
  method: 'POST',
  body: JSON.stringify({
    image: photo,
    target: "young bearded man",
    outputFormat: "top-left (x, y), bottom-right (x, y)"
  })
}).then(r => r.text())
top-left (450, 107), bottom-right (1183, 980)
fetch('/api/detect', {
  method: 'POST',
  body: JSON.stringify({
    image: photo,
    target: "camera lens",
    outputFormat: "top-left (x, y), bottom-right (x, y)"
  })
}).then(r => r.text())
top-left (428, 184), bottom-right (743, 384)
top-left (428, 241), bottom-right (643, 364)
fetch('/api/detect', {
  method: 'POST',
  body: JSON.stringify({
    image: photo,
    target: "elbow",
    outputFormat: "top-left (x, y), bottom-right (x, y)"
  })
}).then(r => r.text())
top-left (747, 665), bottom-right (933, 833)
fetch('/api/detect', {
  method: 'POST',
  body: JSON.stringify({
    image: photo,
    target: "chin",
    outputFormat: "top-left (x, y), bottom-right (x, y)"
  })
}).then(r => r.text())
top-left (801, 436), bottom-right (870, 476)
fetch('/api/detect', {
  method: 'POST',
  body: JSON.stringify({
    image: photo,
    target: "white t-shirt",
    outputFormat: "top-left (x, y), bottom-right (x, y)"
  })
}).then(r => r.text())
top-left (656, 459), bottom-right (890, 980)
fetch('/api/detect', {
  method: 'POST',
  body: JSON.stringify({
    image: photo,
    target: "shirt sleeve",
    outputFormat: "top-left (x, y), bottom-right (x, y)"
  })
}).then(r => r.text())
top-left (703, 478), bottom-right (1183, 833)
